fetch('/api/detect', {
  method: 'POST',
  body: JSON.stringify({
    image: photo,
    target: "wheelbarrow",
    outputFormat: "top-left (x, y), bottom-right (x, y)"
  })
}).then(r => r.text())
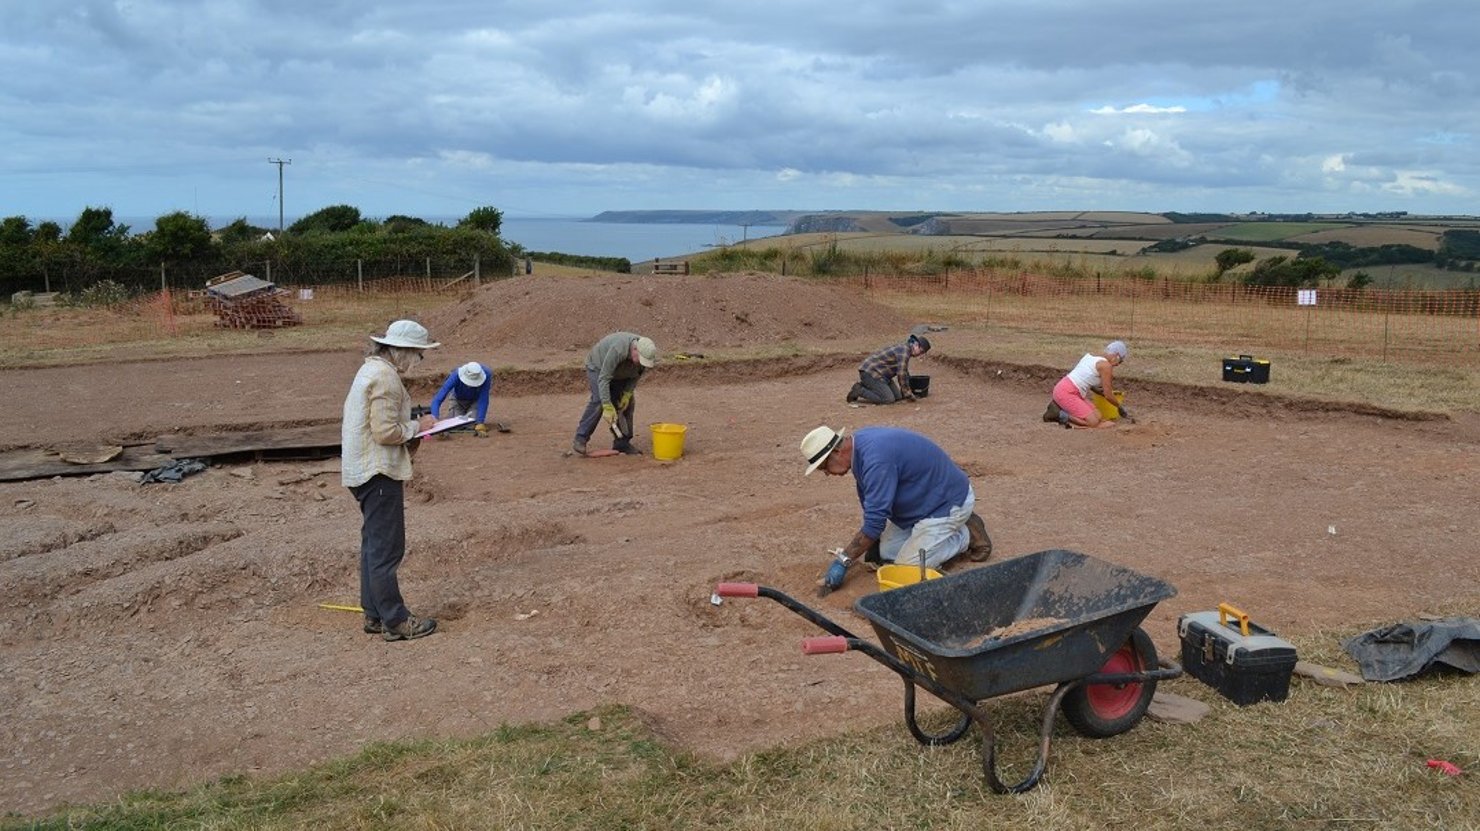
top-left (714, 549), bottom-right (1181, 793)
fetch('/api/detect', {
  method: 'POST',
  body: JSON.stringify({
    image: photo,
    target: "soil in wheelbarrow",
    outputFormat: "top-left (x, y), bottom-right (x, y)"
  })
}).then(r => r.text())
top-left (957, 616), bottom-right (1067, 650)
top-left (1, 272), bottom-right (1478, 818)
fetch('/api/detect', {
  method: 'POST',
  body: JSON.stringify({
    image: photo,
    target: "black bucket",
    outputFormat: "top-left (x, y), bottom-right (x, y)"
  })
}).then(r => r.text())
top-left (908, 375), bottom-right (930, 398)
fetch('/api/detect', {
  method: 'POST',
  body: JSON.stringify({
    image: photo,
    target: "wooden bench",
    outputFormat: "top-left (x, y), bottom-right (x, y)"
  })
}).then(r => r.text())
top-left (651, 260), bottom-right (689, 275)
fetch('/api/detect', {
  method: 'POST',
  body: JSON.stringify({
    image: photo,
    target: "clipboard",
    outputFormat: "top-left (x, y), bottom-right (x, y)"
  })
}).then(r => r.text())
top-left (416, 415), bottom-right (475, 439)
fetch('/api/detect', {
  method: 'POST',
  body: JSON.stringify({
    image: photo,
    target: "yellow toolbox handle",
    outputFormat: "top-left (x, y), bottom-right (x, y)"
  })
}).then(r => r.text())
top-left (1218, 602), bottom-right (1252, 636)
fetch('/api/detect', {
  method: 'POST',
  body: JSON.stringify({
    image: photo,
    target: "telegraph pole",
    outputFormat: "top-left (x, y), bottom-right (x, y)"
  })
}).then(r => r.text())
top-left (268, 158), bottom-right (292, 233)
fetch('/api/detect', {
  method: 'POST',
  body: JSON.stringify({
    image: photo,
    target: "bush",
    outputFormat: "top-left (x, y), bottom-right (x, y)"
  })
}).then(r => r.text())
top-left (77, 279), bottom-right (130, 307)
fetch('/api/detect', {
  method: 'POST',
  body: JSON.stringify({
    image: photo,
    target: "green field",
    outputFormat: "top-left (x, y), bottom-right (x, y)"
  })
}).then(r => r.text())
top-left (1208, 222), bottom-right (1349, 242)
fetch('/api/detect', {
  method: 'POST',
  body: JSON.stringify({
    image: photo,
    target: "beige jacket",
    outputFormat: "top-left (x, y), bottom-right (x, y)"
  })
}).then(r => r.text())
top-left (341, 356), bottom-right (418, 487)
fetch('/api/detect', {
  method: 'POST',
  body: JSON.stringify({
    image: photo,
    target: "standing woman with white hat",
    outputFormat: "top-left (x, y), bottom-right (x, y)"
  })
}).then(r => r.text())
top-left (341, 319), bottom-right (441, 642)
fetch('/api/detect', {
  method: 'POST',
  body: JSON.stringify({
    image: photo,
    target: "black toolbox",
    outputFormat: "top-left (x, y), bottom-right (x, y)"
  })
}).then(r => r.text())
top-left (1222, 355), bottom-right (1270, 383)
top-left (1179, 604), bottom-right (1298, 705)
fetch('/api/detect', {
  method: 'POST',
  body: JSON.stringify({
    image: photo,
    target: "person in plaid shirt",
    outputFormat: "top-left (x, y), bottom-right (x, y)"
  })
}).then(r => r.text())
top-left (847, 334), bottom-right (930, 404)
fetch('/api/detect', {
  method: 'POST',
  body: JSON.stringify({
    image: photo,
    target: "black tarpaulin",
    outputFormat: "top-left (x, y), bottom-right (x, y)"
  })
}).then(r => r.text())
top-left (1343, 617), bottom-right (1480, 682)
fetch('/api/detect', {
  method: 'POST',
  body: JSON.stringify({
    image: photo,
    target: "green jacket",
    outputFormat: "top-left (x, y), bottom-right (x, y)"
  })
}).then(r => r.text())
top-left (584, 331), bottom-right (646, 405)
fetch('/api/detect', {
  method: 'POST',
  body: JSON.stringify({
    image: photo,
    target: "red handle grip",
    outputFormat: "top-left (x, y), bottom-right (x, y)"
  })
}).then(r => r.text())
top-left (715, 582), bottom-right (759, 598)
top-left (802, 636), bottom-right (849, 655)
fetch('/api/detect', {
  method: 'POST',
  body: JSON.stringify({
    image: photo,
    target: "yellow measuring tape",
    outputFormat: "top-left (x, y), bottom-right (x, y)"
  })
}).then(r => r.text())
top-left (317, 603), bottom-right (364, 613)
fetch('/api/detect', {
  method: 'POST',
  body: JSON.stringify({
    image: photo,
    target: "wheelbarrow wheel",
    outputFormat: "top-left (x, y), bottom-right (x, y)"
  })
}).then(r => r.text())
top-left (1061, 627), bottom-right (1158, 739)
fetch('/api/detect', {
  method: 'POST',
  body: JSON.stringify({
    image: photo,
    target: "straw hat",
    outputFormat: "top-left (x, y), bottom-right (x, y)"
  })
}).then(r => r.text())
top-left (371, 320), bottom-right (440, 349)
top-left (457, 362), bottom-right (486, 387)
top-left (801, 426), bottom-right (846, 475)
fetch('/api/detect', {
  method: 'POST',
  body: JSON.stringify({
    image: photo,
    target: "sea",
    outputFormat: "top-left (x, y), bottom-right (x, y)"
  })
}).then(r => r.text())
top-left (498, 217), bottom-right (784, 263)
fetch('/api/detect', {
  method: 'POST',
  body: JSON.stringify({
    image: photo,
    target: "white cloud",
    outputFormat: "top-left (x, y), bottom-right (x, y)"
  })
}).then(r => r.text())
top-left (1091, 104), bottom-right (1189, 115)
top-left (775, 168), bottom-right (802, 182)
top-left (1042, 121), bottom-right (1077, 143)
top-left (1382, 171), bottom-right (1468, 197)
top-left (1322, 154), bottom-right (1349, 173)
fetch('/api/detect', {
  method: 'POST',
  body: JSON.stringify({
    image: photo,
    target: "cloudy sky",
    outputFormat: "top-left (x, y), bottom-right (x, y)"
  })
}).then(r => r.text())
top-left (4, 1), bottom-right (1476, 224)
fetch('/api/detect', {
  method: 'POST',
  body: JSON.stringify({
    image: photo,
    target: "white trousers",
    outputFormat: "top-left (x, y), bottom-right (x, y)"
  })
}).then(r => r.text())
top-left (879, 485), bottom-right (975, 568)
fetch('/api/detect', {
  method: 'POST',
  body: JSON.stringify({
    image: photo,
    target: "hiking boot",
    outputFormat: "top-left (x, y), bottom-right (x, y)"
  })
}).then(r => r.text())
top-left (382, 615), bottom-right (437, 642)
top-left (614, 444), bottom-right (643, 456)
top-left (846, 383), bottom-right (863, 403)
top-left (965, 513), bottom-right (993, 562)
top-left (363, 617), bottom-right (384, 635)
top-left (1042, 401), bottom-right (1061, 423)
top-left (571, 439), bottom-right (588, 456)
top-left (1057, 409), bottom-right (1072, 429)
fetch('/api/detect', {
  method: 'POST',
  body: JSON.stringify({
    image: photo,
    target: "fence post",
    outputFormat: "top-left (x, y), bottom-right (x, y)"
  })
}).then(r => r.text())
top-left (426, 257), bottom-right (431, 280)
top-left (160, 262), bottom-right (166, 293)
top-left (357, 259), bottom-right (363, 292)
top-left (265, 260), bottom-right (271, 283)
top-left (1382, 301), bottom-right (1390, 362)
top-left (474, 255), bottom-right (481, 287)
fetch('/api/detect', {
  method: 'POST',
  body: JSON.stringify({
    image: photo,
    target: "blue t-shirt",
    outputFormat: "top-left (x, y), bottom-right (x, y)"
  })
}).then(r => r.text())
top-left (851, 427), bottom-right (970, 538)
top-left (430, 363), bottom-right (493, 423)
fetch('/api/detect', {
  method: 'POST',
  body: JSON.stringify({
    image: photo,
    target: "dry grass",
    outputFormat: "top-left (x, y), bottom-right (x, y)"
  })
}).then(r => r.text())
top-left (867, 284), bottom-right (1479, 410)
top-left (13, 622), bottom-right (1476, 831)
top-left (0, 292), bottom-right (459, 368)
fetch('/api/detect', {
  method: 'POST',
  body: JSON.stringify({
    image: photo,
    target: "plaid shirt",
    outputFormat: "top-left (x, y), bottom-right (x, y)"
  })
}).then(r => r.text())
top-left (859, 341), bottom-right (912, 385)
top-left (341, 357), bottom-right (418, 487)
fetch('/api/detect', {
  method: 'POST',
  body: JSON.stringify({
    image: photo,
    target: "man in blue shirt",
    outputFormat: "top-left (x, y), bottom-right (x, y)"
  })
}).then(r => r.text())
top-left (801, 425), bottom-right (991, 592)
top-left (431, 362), bottom-right (495, 436)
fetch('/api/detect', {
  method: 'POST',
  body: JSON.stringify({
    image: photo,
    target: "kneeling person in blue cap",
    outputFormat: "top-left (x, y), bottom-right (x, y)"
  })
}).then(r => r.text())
top-left (801, 424), bottom-right (991, 594)
top-left (431, 361), bottom-right (498, 436)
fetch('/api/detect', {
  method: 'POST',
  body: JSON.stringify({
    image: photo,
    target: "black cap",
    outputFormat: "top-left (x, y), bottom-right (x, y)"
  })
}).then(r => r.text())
top-left (910, 334), bottom-right (931, 353)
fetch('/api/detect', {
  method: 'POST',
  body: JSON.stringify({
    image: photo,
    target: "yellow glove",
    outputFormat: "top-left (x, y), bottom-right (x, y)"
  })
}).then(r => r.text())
top-left (601, 403), bottom-right (617, 422)
top-left (474, 423), bottom-right (489, 436)
top-left (616, 391), bottom-right (633, 411)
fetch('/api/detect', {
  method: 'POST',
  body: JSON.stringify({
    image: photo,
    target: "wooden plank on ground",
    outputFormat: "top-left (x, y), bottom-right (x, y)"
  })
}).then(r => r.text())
top-left (1147, 691), bottom-right (1211, 724)
top-left (0, 445), bottom-right (175, 482)
top-left (1294, 660), bottom-right (1366, 687)
top-left (155, 424), bottom-right (341, 459)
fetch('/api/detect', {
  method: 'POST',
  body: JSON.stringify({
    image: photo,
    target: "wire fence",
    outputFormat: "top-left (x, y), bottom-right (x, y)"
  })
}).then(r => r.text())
top-left (844, 268), bottom-right (1479, 366)
top-left (39, 267), bottom-right (1480, 367)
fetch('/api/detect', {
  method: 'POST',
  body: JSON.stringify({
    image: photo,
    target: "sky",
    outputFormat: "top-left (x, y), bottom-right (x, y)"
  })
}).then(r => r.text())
top-left (3, 0), bottom-right (1478, 225)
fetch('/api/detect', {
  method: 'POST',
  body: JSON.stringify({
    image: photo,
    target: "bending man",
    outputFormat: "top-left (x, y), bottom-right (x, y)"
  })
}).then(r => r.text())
top-left (801, 424), bottom-right (991, 592)
top-left (573, 331), bottom-right (657, 456)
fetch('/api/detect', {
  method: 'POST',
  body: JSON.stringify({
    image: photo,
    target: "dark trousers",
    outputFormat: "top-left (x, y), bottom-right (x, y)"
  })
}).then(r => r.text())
top-left (857, 370), bottom-right (901, 404)
top-left (574, 368), bottom-right (637, 449)
top-left (351, 474), bottom-right (409, 628)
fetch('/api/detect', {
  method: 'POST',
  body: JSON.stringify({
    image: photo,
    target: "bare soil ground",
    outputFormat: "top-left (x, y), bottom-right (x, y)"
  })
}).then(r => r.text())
top-left (2, 274), bottom-right (1477, 817)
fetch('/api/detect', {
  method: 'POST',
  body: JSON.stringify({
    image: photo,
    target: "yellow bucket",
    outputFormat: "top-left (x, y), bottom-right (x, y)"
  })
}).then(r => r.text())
top-left (1090, 390), bottom-right (1125, 420)
top-left (877, 564), bottom-right (943, 591)
top-left (650, 422), bottom-right (687, 460)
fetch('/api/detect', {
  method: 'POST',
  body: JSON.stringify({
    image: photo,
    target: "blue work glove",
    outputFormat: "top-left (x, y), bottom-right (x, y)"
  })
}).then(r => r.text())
top-left (823, 556), bottom-right (851, 590)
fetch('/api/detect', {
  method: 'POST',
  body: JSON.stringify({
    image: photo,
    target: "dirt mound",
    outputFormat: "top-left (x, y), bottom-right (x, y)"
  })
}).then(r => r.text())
top-left (422, 271), bottom-right (909, 357)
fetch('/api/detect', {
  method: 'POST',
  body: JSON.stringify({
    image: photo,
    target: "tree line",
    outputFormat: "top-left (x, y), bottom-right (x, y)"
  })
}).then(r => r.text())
top-left (0, 204), bottom-right (518, 297)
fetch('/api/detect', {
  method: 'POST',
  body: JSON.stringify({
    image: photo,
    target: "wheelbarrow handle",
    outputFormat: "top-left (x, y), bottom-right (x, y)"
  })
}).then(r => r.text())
top-left (714, 582), bottom-right (759, 598)
top-left (802, 636), bottom-right (849, 655)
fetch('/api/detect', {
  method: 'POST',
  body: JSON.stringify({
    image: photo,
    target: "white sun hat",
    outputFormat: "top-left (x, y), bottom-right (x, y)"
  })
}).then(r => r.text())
top-left (371, 319), bottom-right (440, 349)
top-left (801, 425), bottom-right (846, 475)
top-left (634, 336), bottom-right (658, 368)
top-left (457, 362), bottom-right (486, 387)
